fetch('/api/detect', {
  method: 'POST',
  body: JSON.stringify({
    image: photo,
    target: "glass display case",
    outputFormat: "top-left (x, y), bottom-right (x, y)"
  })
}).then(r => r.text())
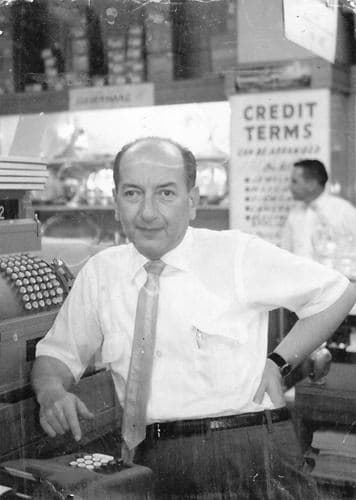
top-left (0, 100), bottom-right (231, 245)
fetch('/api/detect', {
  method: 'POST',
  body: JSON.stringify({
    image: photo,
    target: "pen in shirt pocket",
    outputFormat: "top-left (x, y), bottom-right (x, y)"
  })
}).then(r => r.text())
top-left (192, 326), bottom-right (204, 349)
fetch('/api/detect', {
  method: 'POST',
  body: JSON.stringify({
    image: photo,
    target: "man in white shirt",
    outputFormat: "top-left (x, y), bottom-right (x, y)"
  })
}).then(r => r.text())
top-left (32, 138), bottom-right (356, 499)
top-left (281, 159), bottom-right (356, 260)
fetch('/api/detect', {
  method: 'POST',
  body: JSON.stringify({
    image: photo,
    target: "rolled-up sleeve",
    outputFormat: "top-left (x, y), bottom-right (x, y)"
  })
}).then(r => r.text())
top-left (35, 262), bottom-right (103, 382)
top-left (239, 236), bottom-right (350, 318)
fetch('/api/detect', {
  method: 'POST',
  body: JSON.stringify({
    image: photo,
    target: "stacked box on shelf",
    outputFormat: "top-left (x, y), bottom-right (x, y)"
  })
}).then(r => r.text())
top-left (106, 25), bottom-right (146, 86)
top-left (99, 1), bottom-right (146, 86)
top-left (107, 35), bottom-right (126, 86)
top-left (100, 1), bottom-right (123, 85)
top-left (0, 6), bottom-right (13, 94)
top-left (126, 24), bottom-right (145, 84)
top-left (66, 7), bottom-right (90, 88)
top-left (41, 44), bottom-right (65, 91)
top-left (145, 2), bottom-right (174, 83)
top-left (0, 158), bottom-right (48, 191)
top-left (0, 39), bottom-right (13, 94)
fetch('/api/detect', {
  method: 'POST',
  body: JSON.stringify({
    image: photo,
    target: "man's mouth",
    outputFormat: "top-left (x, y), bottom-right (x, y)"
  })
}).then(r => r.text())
top-left (137, 227), bottom-right (163, 232)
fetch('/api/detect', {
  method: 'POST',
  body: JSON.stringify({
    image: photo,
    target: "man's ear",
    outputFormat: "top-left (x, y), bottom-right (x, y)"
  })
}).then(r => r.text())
top-left (189, 186), bottom-right (200, 221)
top-left (112, 188), bottom-right (120, 221)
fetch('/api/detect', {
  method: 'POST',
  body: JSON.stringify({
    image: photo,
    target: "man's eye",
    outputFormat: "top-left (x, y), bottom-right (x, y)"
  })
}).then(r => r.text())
top-left (124, 190), bottom-right (139, 198)
top-left (160, 190), bottom-right (175, 199)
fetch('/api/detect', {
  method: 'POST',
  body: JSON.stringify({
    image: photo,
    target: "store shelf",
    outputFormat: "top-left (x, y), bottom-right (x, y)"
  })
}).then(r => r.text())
top-left (155, 76), bottom-right (227, 105)
top-left (0, 77), bottom-right (228, 117)
top-left (33, 204), bottom-right (230, 238)
top-left (33, 204), bottom-right (115, 212)
top-left (0, 90), bottom-right (69, 116)
top-left (33, 203), bottom-right (228, 212)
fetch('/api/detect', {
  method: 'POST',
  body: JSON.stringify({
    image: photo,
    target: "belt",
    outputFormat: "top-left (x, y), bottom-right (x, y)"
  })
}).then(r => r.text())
top-left (145, 406), bottom-right (290, 440)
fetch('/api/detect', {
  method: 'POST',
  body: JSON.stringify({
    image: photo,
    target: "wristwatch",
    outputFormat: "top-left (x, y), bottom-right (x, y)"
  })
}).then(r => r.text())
top-left (267, 352), bottom-right (292, 377)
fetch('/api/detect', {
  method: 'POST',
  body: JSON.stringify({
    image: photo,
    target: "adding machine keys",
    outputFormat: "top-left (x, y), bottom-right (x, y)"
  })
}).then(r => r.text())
top-left (0, 254), bottom-right (73, 319)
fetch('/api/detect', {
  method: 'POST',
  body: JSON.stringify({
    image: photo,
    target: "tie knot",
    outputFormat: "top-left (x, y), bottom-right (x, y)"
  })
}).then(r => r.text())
top-left (144, 260), bottom-right (165, 276)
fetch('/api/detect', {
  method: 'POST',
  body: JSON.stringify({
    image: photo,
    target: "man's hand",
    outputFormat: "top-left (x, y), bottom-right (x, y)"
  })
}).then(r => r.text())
top-left (38, 387), bottom-right (94, 441)
top-left (253, 358), bottom-right (286, 407)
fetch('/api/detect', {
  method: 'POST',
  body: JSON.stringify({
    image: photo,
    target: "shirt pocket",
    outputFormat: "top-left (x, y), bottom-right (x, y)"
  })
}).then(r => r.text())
top-left (100, 333), bottom-right (123, 364)
top-left (192, 323), bottom-right (245, 393)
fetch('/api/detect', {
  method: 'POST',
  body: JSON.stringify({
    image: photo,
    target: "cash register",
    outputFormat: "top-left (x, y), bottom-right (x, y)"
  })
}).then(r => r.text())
top-left (0, 158), bottom-right (152, 499)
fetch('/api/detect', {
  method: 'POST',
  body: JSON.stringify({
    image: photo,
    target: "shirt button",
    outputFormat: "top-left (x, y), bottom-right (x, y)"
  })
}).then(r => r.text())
top-left (156, 350), bottom-right (162, 358)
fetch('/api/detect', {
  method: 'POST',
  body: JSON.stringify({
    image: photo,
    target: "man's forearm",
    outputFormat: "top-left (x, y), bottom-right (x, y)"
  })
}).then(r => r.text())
top-left (275, 282), bottom-right (356, 368)
top-left (31, 355), bottom-right (75, 404)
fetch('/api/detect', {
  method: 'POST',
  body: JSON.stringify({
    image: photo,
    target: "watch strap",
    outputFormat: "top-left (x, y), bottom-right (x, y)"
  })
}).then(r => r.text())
top-left (267, 352), bottom-right (292, 377)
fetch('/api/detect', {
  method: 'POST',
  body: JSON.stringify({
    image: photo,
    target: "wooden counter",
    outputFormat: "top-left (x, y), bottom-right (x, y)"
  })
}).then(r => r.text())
top-left (295, 363), bottom-right (356, 434)
top-left (295, 363), bottom-right (356, 492)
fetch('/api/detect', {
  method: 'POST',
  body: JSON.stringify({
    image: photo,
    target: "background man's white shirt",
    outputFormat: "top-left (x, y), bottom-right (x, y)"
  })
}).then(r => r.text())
top-left (281, 192), bottom-right (356, 259)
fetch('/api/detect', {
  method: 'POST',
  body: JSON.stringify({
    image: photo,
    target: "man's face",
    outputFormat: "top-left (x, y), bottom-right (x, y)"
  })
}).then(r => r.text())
top-left (113, 140), bottom-right (199, 260)
top-left (289, 167), bottom-right (311, 201)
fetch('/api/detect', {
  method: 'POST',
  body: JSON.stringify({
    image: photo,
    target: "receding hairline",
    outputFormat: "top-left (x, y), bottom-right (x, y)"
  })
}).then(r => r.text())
top-left (121, 137), bottom-right (184, 164)
top-left (113, 136), bottom-right (197, 189)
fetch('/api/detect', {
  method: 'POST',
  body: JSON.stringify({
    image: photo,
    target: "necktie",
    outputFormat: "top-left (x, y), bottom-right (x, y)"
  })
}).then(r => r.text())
top-left (121, 260), bottom-right (165, 458)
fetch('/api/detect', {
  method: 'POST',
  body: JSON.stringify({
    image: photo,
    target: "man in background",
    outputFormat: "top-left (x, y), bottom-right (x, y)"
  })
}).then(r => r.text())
top-left (281, 159), bottom-right (356, 260)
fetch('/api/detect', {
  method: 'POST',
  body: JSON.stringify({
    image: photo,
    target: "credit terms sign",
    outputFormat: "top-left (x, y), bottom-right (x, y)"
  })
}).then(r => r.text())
top-left (229, 89), bottom-right (330, 245)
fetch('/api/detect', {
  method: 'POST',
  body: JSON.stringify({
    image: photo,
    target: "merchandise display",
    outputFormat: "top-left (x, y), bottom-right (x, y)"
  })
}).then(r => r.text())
top-left (0, 6), bottom-right (12, 94)
top-left (145, 1), bottom-right (174, 83)
top-left (196, 157), bottom-right (228, 205)
top-left (33, 154), bottom-right (228, 209)
top-left (33, 158), bottom-right (114, 207)
top-left (106, 34), bottom-right (126, 86)
top-left (0, 0), bottom-right (233, 93)
top-left (67, 9), bottom-right (90, 88)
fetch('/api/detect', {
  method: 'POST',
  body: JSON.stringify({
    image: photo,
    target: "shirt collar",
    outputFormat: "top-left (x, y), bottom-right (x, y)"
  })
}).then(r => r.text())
top-left (128, 226), bottom-right (193, 280)
top-left (308, 191), bottom-right (327, 211)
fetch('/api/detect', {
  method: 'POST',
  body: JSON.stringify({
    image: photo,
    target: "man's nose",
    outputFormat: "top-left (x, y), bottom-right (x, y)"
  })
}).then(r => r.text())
top-left (140, 195), bottom-right (158, 221)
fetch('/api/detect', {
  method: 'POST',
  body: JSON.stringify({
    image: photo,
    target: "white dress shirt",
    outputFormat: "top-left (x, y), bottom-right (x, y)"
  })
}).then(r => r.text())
top-left (281, 192), bottom-right (356, 259)
top-left (36, 227), bottom-right (349, 422)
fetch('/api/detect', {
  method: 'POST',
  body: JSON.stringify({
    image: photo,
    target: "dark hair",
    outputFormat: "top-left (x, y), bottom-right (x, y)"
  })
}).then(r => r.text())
top-left (294, 159), bottom-right (328, 187)
top-left (113, 137), bottom-right (197, 190)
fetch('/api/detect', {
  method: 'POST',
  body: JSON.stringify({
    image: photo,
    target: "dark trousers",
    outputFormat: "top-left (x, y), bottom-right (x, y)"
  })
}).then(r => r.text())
top-left (135, 415), bottom-right (320, 500)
